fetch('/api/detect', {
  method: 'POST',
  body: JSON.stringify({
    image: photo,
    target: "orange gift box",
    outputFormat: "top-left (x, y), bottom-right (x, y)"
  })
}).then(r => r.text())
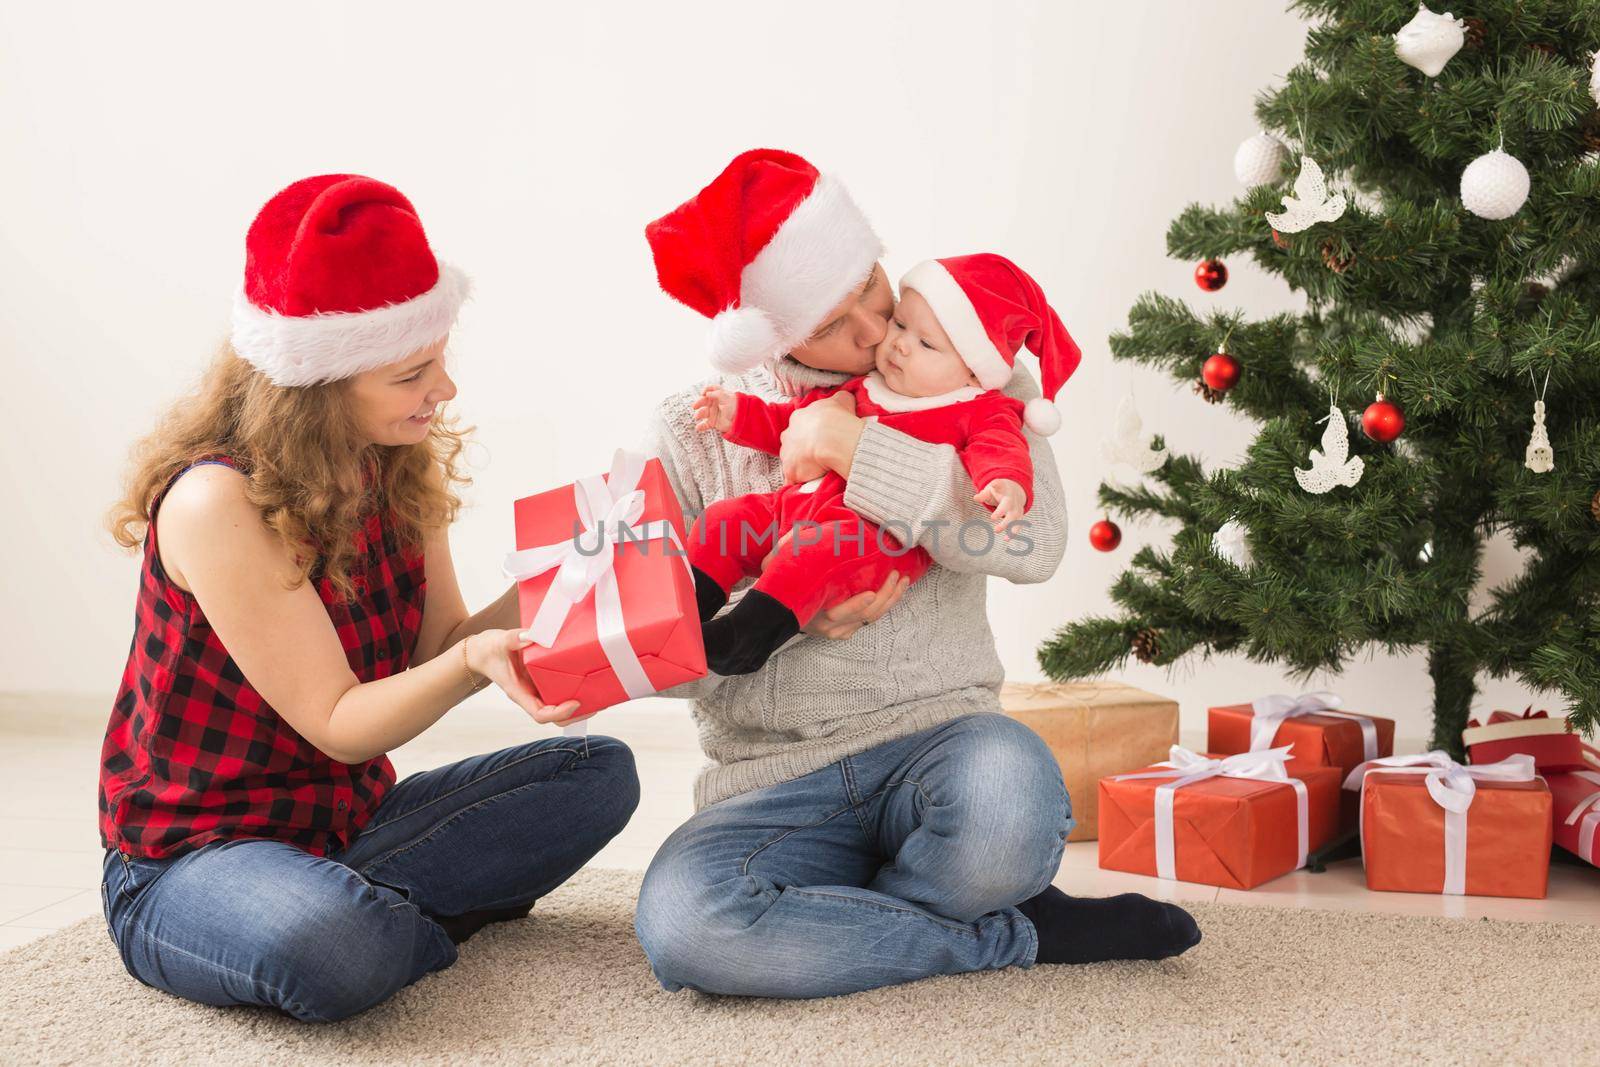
top-left (1353, 756), bottom-right (1552, 899)
top-left (507, 451), bottom-right (706, 719)
top-left (1098, 751), bottom-right (1340, 890)
top-left (1208, 698), bottom-right (1395, 780)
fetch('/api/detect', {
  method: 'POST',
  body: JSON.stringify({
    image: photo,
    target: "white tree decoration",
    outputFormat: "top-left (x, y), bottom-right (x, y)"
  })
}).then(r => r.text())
top-left (1099, 394), bottom-right (1168, 475)
top-left (1295, 404), bottom-right (1365, 493)
top-left (1235, 132), bottom-right (1290, 188)
top-left (1393, 5), bottom-right (1466, 77)
top-left (1524, 371), bottom-right (1554, 474)
top-left (1212, 519), bottom-right (1254, 569)
top-left (1265, 156), bottom-right (1347, 233)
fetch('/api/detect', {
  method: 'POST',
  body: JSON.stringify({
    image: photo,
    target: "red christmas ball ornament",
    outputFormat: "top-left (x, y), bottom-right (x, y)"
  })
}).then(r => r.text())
top-left (1201, 349), bottom-right (1242, 393)
top-left (1194, 258), bottom-right (1228, 291)
top-left (1361, 394), bottom-right (1405, 443)
top-left (1088, 518), bottom-right (1122, 552)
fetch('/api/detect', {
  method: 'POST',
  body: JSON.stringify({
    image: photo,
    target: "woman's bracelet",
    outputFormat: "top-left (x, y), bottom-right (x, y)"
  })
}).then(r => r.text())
top-left (462, 634), bottom-right (490, 693)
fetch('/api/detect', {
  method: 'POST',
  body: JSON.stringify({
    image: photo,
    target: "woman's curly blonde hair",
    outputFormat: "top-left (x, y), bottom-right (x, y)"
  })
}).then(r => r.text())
top-left (109, 343), bottom-right (470, 600)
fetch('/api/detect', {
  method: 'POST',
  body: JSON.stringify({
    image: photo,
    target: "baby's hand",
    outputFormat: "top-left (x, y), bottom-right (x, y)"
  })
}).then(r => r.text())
top-left (693, 385), bottom-right (738, 434)
top-left (974, 478), bottom-right (1028, 538)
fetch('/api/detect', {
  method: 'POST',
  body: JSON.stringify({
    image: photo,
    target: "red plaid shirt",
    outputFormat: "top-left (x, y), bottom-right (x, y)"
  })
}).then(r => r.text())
top-left (99, 457), bottom-right (426, 859)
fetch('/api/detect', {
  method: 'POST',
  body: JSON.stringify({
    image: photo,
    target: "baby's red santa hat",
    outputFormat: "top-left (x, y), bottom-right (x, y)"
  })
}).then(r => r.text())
top-left (646, 148), bottom-right (883, 374)
top-left (899, 254), bottom-right (1081, 436)
top-left (230, 174), bottom-right (470, 388)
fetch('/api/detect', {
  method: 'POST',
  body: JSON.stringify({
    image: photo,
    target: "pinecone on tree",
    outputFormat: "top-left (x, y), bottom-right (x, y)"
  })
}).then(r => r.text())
top-left (1461, 16), bottom-right (1486, 49)
top-left (1579, 112), bottom-right (1600, 155)
top-left (1131, 627), bottom-right (1161, 664)
top-left (1591, 488), bottom-right (1600, 524)
top-left (1193, 379), bottom-right (1225, 404)
top-left (1320, 238), bottom-right (1354, 274)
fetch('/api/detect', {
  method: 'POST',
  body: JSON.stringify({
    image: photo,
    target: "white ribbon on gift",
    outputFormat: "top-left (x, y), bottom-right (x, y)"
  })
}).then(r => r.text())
top-left (1342, 751), bottom-right (1539, 895)
top-left (1564, 770), bottom-right (1600, 865)
top-left (501, 449), bottom-right (693, 737)
top-left (1249, 691), bottom-right (1381, 763)
top-left (1111, 745), bottom-right (1308, 881)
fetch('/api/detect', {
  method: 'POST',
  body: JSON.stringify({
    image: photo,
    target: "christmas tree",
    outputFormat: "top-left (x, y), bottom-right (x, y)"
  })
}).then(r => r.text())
top-left (1037, 1), bottom-right (1600, 754)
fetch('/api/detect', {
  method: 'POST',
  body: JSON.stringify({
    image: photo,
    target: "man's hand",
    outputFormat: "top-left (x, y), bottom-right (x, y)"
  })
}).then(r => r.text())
top-left (804, 570), bottom-right (910, 640)
top-left (692, 385), bottom-right (738, 435)
top-left (759, 531), bottom-right (910, 640)
top-left (778, 391), bottom-right (863, 484)
top-left (974, 477), bottom-right (1027, 538)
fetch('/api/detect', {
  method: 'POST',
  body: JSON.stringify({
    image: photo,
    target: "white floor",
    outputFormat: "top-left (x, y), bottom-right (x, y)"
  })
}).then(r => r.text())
top-left (4, 690), bottom-right (1598, 952)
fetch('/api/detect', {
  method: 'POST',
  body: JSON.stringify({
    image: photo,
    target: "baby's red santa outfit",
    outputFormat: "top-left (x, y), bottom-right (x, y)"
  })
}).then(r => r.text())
top-left (647, 152), bottom-right (1079, 675)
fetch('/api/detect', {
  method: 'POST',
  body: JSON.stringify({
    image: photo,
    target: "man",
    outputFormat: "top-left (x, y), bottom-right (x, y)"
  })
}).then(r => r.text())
top-left (634, 149), bottom-right (1199, 998)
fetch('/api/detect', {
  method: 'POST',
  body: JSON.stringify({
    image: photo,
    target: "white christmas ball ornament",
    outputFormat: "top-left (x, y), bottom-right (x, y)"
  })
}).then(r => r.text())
top-left (1393, 5), bottom-right (1465, 78)
top-left (1234, 132), bottom-right (1290, 187)
top-left (1212, 520), bottom-right (1253, 569)
top-left (1460, 149), bottom-right (1530, 220)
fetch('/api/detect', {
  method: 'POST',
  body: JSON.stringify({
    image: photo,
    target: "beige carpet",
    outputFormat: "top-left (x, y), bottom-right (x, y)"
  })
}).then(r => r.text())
top-left (2, 868), bottom-right (1592, 1066)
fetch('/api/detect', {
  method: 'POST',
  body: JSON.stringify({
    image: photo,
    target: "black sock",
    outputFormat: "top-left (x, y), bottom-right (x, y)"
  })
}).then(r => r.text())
top-left (434, 901), bottom-right (534, 945)
top-left (700, 589), bottom-right (800, 675)
top-left (691, 565), bottom-right (730, 623)
top-left (1015, 885), bottom-right (1201, 965)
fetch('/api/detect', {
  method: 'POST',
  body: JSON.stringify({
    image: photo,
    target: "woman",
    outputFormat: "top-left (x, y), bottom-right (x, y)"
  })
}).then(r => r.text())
top-left (99, 174), bottom-right (639, 1022)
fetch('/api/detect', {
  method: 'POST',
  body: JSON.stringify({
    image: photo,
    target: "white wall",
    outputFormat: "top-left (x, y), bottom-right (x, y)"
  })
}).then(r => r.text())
top-left (0, 0), bottom-right (1559, 740)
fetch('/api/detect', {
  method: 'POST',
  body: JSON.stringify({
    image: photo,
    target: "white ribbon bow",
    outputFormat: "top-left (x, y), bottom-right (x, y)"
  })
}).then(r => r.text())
top-left (1565, 770), bottom-right (1600, 865)
top-left (501, 449), bottom-right (692, 736)
top-left (1249, 691), bottom-right (1381, 763)
top-left (1113, 745), bottom-right (1309, 881)
top-left (1342, 751), bottom-right (1538, 895)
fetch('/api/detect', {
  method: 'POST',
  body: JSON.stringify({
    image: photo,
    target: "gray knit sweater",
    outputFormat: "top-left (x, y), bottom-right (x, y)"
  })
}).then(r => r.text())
top-left (642, 356), bottom-right (1067, 810)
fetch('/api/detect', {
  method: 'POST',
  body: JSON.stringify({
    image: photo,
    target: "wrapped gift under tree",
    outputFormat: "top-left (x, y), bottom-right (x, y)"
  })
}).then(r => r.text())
top-left (1208, 691), bottom-right (1394, 780)
top-left (1549, 770), bottom-right (1600, 870)
top-left (1462, 708), bottom-right (1599, 774)
top-left (1344, 753), bottom-right (1551, 899)
top-left (1002, 680), bottom-right (1178, 842)
top-left (503, 449), bottom-right (706, 723)
top-left (1098, 746), bottom-right (1341, 890)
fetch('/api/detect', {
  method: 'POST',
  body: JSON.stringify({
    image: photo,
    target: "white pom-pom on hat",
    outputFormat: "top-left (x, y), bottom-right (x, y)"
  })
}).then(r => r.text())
top-left (707, 305), bottom-right (782, 373)
top-left (1024, 397), bottom-right (1061, 436)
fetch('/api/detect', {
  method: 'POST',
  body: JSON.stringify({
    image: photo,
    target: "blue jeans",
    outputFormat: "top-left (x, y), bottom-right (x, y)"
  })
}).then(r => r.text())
top-left (634, 712), bottom-right (1072, 998)
top-left (102, 735), bottom-right (639, 1021)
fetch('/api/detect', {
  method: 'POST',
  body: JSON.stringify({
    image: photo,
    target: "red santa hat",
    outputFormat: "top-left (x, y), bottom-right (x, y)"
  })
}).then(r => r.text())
top-left (646, 148), bottom-right (883, 374)
top-left (230, 174), bottom-right (470, 388)
top-left (898, 254), bottom-right (1081, 436)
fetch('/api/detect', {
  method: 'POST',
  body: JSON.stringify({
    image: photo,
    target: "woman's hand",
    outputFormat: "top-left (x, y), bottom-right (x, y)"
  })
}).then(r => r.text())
top-left (693, 385), bottom-right (738, 434)
top-left (466, 630), bottom-right (586, 727)
top-left (778, 391), bottom-right (863, 484)
top-left (974, 478), bottom-right (1027, 538)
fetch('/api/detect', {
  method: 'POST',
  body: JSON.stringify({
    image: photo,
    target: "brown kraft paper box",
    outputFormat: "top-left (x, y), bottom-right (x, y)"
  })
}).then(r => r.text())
top-left (1002, 680), bottom-right (1180, 842)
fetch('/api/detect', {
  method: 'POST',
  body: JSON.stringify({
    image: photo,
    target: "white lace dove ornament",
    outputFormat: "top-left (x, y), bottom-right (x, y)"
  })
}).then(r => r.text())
top-left (1591, 51), bottom-right (1600, 108)
top-left (1393, 5), bottom-right (1466, 78)
top-left (1099, 394), bottom-right (1168, 474)
top-left (1294, 404), bottom-right (1365, 493)
top-left (1265, 156), bottom-right (1346, 233)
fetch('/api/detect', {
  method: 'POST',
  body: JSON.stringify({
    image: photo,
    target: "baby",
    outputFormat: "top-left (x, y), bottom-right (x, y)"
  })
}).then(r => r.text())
top-left (686, 252), bottom-right (1080, 675)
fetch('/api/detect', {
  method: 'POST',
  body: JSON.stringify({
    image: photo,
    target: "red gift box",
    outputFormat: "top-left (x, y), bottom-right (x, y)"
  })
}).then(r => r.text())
top-left (1346, 753), bottom-right (1551, 898)
top-left (1208, 693), bottom-right (1394, 780)
top-left (1462, 708), bottom-right (1600, 774)
top-left (1098, 747), bottom-right (1341, 890)
top-left (1548, 770), bottom-right (1600, 868)
top-left (505, 450), bottom-right (706, 719)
